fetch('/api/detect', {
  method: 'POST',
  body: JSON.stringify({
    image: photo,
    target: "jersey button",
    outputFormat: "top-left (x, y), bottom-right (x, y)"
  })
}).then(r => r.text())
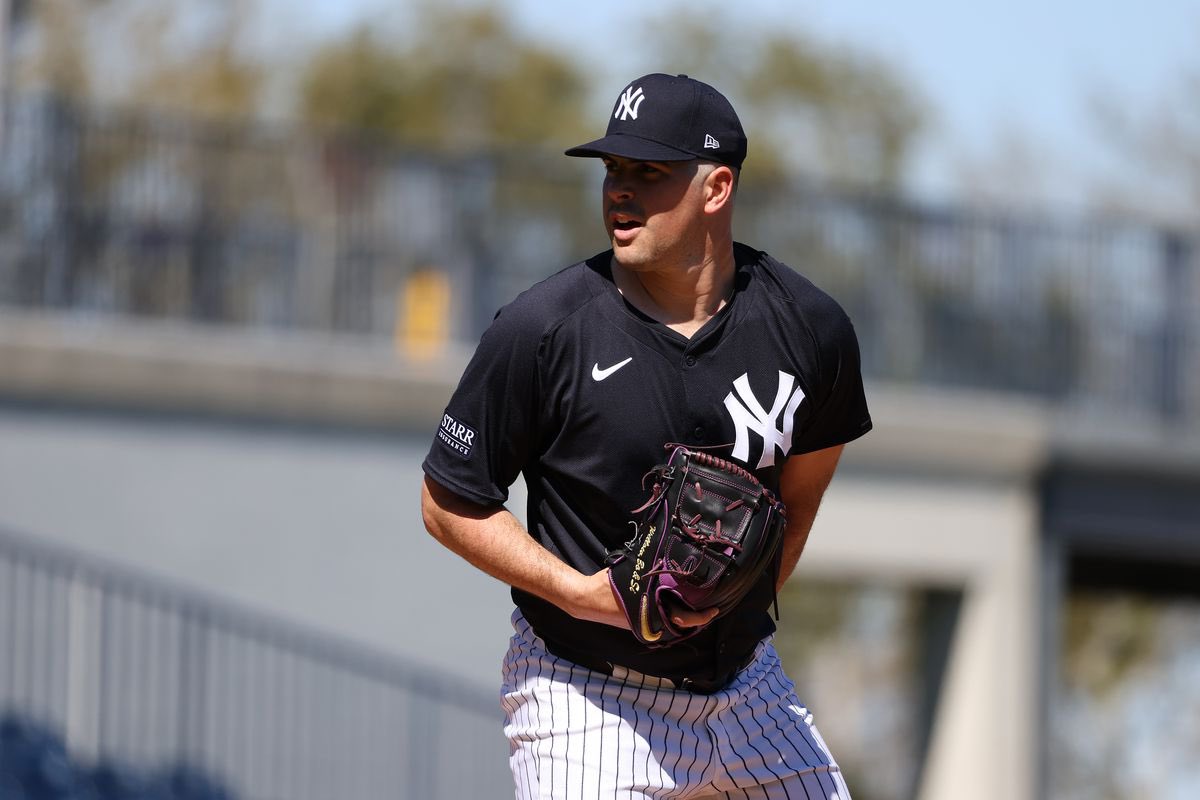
top-left (684, 355), bottom-right (697, 367)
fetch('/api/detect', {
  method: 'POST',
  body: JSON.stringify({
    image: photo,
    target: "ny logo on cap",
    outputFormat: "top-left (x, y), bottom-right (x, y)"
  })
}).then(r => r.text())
top-left (614, 86), bottom-right (646, 121)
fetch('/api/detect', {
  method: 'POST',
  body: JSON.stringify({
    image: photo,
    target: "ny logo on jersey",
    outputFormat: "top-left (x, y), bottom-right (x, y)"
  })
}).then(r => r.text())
top-left (614, 86), bottom-right (646, 121)
top-left (722, 371), bottom-right (806, 468)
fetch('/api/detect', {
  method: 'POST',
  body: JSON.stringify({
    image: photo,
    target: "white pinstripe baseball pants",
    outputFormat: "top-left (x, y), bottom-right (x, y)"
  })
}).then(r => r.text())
top-left (501, 611), bottom-right (851, 800)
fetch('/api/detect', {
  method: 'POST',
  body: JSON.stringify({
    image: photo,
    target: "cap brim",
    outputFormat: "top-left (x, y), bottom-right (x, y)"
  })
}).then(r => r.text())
top-left (564, 134), bottom-right (697, 162)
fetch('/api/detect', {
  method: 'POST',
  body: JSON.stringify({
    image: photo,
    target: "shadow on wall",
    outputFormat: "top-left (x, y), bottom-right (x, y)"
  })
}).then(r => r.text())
top-left (0, 711), bottom-right (236, 800)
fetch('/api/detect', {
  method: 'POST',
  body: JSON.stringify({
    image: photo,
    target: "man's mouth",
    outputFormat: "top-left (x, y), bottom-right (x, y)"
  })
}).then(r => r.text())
top-left (610, 210), bottom-right (644, 242)
top-left (611, 217), bottom-right (643, 244)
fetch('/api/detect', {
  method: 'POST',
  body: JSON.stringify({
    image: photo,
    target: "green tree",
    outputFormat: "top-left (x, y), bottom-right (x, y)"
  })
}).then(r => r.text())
top-left (10, 0), bottom-right (96, 98)
top-left (119, 0), bottom-right (264, 120)
top-left (631, 12), bottom-right (925, 189)
top-left (9, 0), bottom-right (263, 119)
top-left (299, 2), bottom-right (590, 152)
top-left (1086, 58), bottom-right (1200, 226)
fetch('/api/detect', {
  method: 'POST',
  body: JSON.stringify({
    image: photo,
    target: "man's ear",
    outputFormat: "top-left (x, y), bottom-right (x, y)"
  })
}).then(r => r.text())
top-left (704, 165), bottom-right (736, 214)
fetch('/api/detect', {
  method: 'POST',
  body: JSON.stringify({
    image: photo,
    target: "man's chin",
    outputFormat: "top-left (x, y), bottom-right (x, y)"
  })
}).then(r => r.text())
top-left (611, 253), bottom-right (642, 272)
top-left (611, 241), bottom-right (648, 268)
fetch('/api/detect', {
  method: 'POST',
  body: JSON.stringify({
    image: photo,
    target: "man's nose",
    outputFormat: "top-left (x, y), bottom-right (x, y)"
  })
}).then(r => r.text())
top-left (605, 175), bottom-right (634, 201)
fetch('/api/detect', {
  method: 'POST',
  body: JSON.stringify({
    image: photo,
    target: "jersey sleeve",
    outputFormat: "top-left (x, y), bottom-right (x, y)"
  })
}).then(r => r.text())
top-left (793, 302), bottom-right (873, 454)
top-left (421, 304), bottom-right (544, 507)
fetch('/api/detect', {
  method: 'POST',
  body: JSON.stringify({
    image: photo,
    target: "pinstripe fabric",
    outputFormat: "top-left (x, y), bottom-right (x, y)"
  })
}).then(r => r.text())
top-left (501, 611), bottom-right (851, 800)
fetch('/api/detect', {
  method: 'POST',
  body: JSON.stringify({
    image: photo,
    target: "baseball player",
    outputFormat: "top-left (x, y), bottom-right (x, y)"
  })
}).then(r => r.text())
top-left (421, 73), bottom-right (871, 799)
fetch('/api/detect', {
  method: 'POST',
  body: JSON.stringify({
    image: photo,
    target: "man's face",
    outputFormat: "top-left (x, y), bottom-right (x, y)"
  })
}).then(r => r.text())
top-left (601, 155), bottom-right (709, 271)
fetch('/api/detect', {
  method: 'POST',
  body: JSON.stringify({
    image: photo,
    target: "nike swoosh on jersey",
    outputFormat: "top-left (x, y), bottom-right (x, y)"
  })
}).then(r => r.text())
top-left (591, 357), bottom-right (633, 381)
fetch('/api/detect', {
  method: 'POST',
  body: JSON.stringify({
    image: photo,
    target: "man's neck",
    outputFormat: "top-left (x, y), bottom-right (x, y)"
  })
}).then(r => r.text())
top-left (612, 246), bottom-right (737, 339)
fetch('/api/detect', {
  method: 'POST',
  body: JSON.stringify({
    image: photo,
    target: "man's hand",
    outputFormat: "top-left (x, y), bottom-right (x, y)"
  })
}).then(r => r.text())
top-left (565, 569), bottom-right (718, 631)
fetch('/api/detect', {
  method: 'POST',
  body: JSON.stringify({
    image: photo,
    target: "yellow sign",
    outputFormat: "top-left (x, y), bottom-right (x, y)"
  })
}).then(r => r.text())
top-left (398, 269), bottom-right (450, 359)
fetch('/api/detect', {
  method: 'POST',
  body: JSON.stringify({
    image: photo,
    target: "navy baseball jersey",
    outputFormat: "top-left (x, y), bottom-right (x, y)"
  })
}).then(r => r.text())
top-left (422, 243), bottom-right (871, 683)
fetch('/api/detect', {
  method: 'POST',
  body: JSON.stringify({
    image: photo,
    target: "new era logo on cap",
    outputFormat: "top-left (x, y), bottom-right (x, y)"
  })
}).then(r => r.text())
top-left (565, 73), bottom-right (748, 169)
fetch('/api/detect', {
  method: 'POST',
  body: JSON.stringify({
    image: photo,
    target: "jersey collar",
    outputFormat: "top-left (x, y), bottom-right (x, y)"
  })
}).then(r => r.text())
top-left (583, 245), bottom-right (759, 354)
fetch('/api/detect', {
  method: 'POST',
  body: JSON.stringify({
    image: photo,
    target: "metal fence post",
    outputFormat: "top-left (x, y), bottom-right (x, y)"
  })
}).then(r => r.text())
top-left (407, 689), bottom-right (438, 800)
top-left (44, 95), bottom-right (80, 309)
top-left (176, 608), bottom-right (208, 766)
top-left (64, 569), bottom-right (99, 763)
top-left (1159, 231), bottom-right (1190, 422)
top-left (189, 133), bottom-right (224, 322)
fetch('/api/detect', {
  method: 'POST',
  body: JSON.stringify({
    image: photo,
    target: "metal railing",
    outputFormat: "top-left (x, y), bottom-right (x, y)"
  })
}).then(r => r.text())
top-left (0, 93), bottom-right (596, 343)
top-left (735, 189), bottom-right (1200, 423)
top-left (1, 92), bottom-right (1197, 425)
top-left (0, 525), bottom-right (509, 800)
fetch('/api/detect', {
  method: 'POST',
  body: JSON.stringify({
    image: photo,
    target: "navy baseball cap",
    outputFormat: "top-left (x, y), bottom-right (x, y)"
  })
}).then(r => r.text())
top-left (565, 73), bottom-right (747, 169)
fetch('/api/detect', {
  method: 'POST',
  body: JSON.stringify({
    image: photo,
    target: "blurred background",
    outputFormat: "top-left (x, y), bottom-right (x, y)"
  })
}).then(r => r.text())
top-left (0, 1), bottom-right (1198, 799)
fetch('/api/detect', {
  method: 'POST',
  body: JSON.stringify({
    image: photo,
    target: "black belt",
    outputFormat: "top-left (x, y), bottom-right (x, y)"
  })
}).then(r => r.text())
top-left (543, 639), bottom-right (754, 695)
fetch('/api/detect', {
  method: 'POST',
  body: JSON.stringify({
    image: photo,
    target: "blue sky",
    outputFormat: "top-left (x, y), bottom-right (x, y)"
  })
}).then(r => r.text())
top-left (278, 0), bottom-right (1200, 208)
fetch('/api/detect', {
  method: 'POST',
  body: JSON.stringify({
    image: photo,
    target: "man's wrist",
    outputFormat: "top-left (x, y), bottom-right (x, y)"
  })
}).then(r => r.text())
top-left (556, 568), bottom-right (625, 628)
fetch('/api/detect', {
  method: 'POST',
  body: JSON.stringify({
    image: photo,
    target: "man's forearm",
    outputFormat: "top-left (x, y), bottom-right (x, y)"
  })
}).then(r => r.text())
top-left (776, 515), bottom-right (815, 592)
top-left (420, 477), bottom-right (629, 628)
top-left (775, 445), bottom-right (844, 592)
